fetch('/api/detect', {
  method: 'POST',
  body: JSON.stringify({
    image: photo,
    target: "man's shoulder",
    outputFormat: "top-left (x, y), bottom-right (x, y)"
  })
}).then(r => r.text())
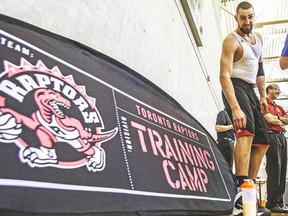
top-left (224, 32), bottom-right (237, 40)
top-left (275, 102), bottom-right (285, 110)
top-left (222, 33), bottom-right (239, 48)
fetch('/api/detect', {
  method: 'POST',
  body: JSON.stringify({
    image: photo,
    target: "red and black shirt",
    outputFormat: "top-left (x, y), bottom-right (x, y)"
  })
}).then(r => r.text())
top-left (266, 97), bottom-right (286, 132)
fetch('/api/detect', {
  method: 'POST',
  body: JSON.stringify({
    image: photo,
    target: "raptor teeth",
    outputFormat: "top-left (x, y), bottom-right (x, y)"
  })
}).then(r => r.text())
top-left (48, 100), bottom-right (70, 116)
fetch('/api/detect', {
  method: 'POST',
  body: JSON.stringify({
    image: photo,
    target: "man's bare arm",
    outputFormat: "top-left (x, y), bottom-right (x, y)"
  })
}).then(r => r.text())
top-left (220, 35), bottom-right (246, 128)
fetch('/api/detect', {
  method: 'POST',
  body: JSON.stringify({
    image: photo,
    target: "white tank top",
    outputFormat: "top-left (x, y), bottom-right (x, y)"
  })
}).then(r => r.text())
top-left (230, 32), bottom-right (262, 84)
top-left (36, 111), bottom-right (79, 140)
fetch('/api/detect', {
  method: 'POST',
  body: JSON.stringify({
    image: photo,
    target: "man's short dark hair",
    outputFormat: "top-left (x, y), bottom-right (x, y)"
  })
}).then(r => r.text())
top-left (236, 1), bottom-right (254, 14)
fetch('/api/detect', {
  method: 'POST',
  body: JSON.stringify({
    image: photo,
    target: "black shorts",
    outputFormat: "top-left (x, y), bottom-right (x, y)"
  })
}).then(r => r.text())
top-left (222, 78), bottom-right (269, 145)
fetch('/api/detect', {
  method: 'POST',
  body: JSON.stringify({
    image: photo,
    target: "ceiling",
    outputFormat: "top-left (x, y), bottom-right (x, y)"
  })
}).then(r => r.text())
top-left (219, 0), bottom-right (288, 110)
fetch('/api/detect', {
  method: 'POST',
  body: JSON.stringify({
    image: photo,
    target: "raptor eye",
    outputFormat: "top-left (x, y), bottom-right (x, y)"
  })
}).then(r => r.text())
top-left (50, 93), bottom-right (56, 98)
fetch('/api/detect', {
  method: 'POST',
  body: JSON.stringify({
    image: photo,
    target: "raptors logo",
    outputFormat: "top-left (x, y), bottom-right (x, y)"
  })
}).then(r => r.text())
top-left (0, 58), bottom-right (118, 172)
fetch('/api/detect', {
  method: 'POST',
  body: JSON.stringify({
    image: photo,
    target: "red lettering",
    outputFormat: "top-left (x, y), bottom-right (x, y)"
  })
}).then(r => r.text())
top-left (130, 121), bottom-right (147, 152)
top-left (163, 159), bottom-right (180, 189)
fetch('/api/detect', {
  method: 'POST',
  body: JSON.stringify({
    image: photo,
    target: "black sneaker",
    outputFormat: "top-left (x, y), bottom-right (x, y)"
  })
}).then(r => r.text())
top-left (267, 204), bottom-right (288, 213)
top-left (257, 204), bottom-right (271, 215)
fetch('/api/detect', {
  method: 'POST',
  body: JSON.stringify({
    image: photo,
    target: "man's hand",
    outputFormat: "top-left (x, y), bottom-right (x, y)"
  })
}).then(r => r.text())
top-left (259, 97), bottom-right (268, 113)
top-left (232, 107), bottom-right (246, 129)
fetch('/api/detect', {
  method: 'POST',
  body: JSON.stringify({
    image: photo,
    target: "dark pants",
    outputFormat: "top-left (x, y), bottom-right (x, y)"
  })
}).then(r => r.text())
top-left (266, 132), bottom-right (287, 208)
top-left (218, 138), bottom-right (234, 169)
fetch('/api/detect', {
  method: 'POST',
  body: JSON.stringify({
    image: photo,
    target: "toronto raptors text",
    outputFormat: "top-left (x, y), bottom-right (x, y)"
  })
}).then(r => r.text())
top-left (135, 104), bottom-right (199, 141)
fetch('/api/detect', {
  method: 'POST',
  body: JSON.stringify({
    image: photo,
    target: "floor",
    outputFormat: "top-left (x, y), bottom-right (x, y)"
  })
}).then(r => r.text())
top-left (223, 212), bottom-right (288, 215)
top-left (272, 213), bottom-right (288, 216)
top-left (223, 214), bottom-right (288, 216)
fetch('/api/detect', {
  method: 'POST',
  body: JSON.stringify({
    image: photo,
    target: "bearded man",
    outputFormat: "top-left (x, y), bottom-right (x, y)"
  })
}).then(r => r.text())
top-left (219, 1), bottom-right (271, 215)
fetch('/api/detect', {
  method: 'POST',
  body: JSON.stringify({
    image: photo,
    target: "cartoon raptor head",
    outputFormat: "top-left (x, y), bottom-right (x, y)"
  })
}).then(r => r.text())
top-left (34, 88), bottom-right (71, 122)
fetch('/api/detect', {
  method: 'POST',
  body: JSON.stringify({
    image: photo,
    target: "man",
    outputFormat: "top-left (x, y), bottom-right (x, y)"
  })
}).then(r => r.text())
top-left (215, 109), bottom-right (235, 169)
top-left (219, 1), bottom-right (270, 215)
top-left (263, 84), bottom-right (288, 213)
top-left (279, 33), bottom-right (288, 70)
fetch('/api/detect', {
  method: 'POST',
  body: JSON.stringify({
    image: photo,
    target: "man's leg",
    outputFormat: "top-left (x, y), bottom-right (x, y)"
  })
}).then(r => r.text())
top-left (248, 145), bottom-right (269, 179)
top-left (265, 139), bottom-right (281, 209)
top-left (233, 135), bottom-right (253, 215)
top-left (279, 136), bottom-right (287, 208)
top-left (234, 135), bottom-right (253, 186)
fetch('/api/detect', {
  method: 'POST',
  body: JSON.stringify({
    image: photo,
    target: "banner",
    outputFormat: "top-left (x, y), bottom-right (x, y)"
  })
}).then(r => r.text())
top-left (0, 15), bottom-right (235, 215)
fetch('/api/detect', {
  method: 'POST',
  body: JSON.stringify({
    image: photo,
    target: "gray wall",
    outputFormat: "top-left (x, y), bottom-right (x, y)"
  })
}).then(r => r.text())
top-left (0, 0), bottom-right (224, 139)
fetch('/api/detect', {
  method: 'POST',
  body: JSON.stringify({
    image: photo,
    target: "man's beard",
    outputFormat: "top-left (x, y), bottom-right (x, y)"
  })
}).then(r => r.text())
top-left (239, 25), bottom-right (253, 35)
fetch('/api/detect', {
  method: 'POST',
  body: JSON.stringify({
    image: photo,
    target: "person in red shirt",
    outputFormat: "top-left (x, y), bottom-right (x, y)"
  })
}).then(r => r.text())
top-left (263, 84), bottom-right (288, 213)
